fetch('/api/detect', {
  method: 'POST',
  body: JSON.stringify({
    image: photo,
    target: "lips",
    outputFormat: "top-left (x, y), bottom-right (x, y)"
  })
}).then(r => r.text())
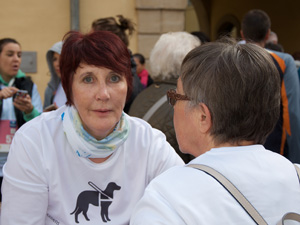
top-left (95, 109), bottom-right (110, 113)
top-left (12, 64), bottom-right (19, 71)
top-left (93, 109), bottom-right (112, 114)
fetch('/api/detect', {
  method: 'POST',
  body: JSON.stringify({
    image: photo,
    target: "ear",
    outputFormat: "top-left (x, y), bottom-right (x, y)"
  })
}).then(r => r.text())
top-left (197, 103), bottom-right (212, 133)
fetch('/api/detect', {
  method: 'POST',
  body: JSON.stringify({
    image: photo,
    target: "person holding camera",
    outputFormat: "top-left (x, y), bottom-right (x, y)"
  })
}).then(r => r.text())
top-left (0, 38), bottom-right (42, 201)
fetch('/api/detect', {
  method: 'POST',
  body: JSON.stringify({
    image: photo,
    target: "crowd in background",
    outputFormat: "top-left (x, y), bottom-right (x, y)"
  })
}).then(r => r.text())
top-left (0, 8), bottom-right (300, 224)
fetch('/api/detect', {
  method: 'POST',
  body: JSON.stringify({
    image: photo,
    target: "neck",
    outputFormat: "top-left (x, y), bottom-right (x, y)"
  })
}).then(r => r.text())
top-left (1, 74), bottom-right (16, 84)
top-left (247, 41), bottom-right (266, 48)
top-left (194, 139), bottom-right (255, 158)
top-left (214, 140), bottom-right (255, 148)
top-left (89, 155), bottom-right (111, 163)
top-left (0, 73), bottom-right (12, 83)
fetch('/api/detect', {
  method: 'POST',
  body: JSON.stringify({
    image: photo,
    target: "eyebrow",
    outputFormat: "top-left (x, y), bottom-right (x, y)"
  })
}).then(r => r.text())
top-left (5, 50), bottom-right (21, 54)
top-left (77, 68), bottom-right (122, 79)
top-left (79, 71), bottom-right (93, 78)
top-left (109, 71), bottom-right (122, 76)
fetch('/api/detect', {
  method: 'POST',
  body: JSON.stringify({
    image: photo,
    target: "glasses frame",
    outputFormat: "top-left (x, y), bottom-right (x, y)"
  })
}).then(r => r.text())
top-left (167, 89), bottom-right (190, 106)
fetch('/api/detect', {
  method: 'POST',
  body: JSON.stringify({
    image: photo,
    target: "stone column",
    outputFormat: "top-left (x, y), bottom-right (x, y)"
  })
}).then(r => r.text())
top-left (135, 0), bottom-right (188, 73)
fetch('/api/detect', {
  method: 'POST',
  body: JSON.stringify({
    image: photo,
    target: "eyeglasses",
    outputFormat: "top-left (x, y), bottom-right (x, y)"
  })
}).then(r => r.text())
top-left (167, 89), bottom-right (190, 106)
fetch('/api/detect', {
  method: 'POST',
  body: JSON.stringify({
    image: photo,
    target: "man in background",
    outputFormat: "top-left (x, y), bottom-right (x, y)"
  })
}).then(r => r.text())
top-left (241, 9), bottom-right (300, 163)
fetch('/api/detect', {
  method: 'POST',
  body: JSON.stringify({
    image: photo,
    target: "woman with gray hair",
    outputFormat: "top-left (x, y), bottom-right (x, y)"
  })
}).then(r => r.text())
top-left (130, 39), bottom-right (300, 224)
top-left (129, 31), bottom-right (200, 163)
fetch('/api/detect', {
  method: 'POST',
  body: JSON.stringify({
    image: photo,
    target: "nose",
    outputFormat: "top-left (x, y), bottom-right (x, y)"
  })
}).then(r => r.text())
top-left (54, 60), bottom-right (59, 68)
top-left (95, 83), bottom-right (110, 101)
top-left (13, 54), bottom-right (21, 62)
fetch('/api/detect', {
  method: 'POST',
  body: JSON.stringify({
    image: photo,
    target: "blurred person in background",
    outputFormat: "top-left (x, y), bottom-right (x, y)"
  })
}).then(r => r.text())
top-left (241, 9), bottom-right (300, 163)
top-left (0, 38), bottom-right (42, 201)
top-left (133, 53), bottom-right (152, 88)
top-left (44, 41), bottom-right (67, 111)
top-left (190, 31), bottom-right (210, 44)
top-left (292, 51), bottom-right (300, 80)
top-left (129, 31), bottom-right (200, 163)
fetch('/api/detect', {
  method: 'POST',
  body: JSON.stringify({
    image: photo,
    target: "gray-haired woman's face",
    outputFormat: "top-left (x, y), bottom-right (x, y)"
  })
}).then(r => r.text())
top-left (173, 78), bottom-right (201, 156)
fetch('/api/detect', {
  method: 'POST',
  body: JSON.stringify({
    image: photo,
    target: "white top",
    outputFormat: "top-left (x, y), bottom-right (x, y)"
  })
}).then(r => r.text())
top-left (130, 145), bottom-right (300, 225)
top-left (1, 106), bottom-right (184, 225)
top-left (53, 82), bottom-right (66, 107)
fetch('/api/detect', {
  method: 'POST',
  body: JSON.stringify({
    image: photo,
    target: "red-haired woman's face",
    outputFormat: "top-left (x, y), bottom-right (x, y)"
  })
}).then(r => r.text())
top-left (72, 63), bottom-right (127, 140)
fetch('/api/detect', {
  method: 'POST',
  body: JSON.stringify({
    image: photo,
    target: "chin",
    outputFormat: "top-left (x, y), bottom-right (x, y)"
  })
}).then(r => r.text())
top-left (178, 145), bottom-right (188, 154)
top-left (179, 144), bottom-right (197, 157)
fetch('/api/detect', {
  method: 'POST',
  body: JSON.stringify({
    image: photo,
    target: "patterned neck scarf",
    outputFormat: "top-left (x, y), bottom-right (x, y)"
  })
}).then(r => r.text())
top-left (62, 106), bottom-right (129, 158)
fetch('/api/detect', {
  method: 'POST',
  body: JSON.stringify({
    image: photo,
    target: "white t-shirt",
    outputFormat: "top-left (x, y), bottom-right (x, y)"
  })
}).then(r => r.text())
top-left (130, 145), bottom-right (300, 225)
top-left (53, 82), bottom-right (66, 107)
top-left (1, 106), bottom-right (184, 225)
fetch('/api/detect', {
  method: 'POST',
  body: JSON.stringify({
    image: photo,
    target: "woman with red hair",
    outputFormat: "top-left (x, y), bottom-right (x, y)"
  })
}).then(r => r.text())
top-left (1, 31), bottom-right (183, 224)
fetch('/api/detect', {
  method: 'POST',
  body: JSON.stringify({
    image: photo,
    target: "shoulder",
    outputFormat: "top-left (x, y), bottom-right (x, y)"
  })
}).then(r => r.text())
top-left (269, 50), bottom-right (294, 62)
top-left (17, 105), bottom-right (65, 135)
top-left (8, 107), bottom-right (66, 166)
top-left (126, 113), bottom-right (164, 137)
top-left (139, 164), bottom-right (219, 204)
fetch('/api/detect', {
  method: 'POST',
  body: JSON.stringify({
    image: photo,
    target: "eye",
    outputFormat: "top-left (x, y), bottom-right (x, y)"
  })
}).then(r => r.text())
top-left (83, 76), bottom-right (94, 83)
top-left (18, 53), bottom-right (22, 58)
top-left (110, 74), bottom-right (121, 83)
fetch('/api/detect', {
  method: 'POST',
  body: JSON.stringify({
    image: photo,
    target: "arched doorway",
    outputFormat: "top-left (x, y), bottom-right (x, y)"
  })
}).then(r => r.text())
top-left (215, 14), bottom-right (241, 40)
top-left (189, 0), bottom-right (211, 38)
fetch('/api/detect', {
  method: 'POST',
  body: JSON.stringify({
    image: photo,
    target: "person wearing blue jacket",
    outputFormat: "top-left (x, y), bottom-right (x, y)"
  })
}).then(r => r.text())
top-left (241, 9), bottom-right (300, 163)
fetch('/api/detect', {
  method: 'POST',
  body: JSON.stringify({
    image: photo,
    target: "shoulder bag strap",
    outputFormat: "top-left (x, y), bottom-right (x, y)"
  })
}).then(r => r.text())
top-left (294, 164), bottom-right (300, 182)
top-left (187, 164), bottom-right (268, 225)
top-left (277, 213), bottom-right (300, 225)
top-left (276, 164), bottom-right (300, 225)
top-left (142, 95), bottom-right (167, 122)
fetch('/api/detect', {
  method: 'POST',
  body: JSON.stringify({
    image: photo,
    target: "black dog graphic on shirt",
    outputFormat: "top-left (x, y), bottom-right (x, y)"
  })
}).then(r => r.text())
top-left (70, 182), bottom-right (121, 223)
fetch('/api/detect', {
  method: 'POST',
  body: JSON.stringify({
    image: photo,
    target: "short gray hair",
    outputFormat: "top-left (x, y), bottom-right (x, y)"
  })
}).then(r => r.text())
top-left (149, 32), bottom-right (200, 81)
top-left (181, 38), bottom-right (280, 145)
